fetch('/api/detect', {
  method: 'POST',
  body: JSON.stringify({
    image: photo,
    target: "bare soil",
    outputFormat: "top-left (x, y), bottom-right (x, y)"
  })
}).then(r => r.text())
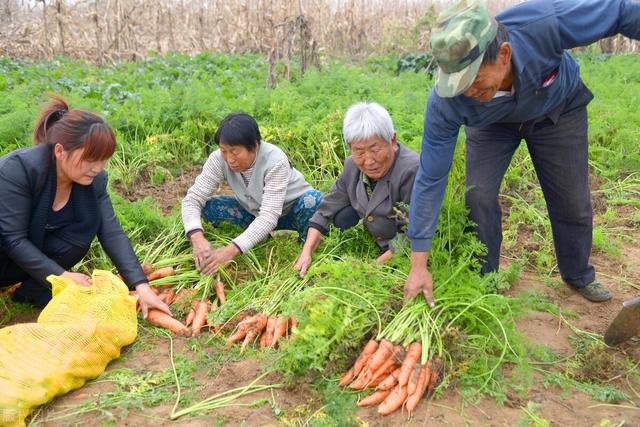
top-left (9, 169), bottom-right (640, 426)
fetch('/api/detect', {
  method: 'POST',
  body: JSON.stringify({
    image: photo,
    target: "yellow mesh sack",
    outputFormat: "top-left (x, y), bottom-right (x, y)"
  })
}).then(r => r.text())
top-left (0, 270), bottom-right (138, 426)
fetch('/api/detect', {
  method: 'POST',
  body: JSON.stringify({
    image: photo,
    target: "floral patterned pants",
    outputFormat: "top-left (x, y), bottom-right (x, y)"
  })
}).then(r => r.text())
top-left (202, 189), bottom-right (323, 242)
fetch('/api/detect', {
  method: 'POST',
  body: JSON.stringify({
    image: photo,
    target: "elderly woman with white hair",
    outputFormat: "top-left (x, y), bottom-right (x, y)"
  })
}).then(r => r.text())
top-left (294, 102), bottom-right (419, 277)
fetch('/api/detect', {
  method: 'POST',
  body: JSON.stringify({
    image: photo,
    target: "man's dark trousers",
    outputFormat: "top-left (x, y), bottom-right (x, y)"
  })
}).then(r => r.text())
top-left (464, 83), bottom-right (596, 289)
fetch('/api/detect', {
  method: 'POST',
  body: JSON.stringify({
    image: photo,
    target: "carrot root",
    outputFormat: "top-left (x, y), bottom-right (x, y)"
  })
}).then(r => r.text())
top-left (214, 280), bottom-right (226, 305)
top-left (377, 384), bottom-right (408, 416)
top-left (191, 301), bottom-right (209, 337)
top-left (146, 309), bottom-right (188, 335)
top-left (357, 389), bottom-right (392, 407)
top-left (147, 266), bottom-right (175, 282)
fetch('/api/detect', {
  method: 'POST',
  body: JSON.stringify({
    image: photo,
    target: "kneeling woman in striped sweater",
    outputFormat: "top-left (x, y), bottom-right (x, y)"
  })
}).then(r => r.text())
top-left (181, 112), bottom-right (322, 275)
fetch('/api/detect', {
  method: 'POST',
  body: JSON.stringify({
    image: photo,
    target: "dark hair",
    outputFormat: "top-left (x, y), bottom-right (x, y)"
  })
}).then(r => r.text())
top-left (33, 94), bottom-right (116, 162)
top-left (481, 22), bottom-right (509, 66)
top-left (213, 112), bottom-right (261, 151)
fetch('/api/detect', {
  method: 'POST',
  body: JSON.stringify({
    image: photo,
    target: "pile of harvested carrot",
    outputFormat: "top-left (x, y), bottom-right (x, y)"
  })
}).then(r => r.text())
top-left (338, 339), bottom-right (442, 416)
top-left (226, 312), bottom-right (297, 353)
top-left (125, 263), bottom-right (230, 337)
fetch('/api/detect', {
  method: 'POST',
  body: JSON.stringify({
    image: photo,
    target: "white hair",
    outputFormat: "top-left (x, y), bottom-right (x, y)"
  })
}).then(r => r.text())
top-left (342, 102), bottom-right (394, 146)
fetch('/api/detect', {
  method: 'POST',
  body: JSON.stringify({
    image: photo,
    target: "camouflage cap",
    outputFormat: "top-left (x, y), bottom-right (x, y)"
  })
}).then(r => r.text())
top-left (430, 0), bottom-right (498, 98)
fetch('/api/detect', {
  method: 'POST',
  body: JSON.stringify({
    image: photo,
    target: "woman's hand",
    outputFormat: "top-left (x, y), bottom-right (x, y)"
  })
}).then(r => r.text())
top-left (294, 251), bottom-right (313, 278)
top-left (62, 271), bottom-right (91, 287)
top-left (200, 243), bottom-right (240, 276)
top-left (190, 231), bottom-right (214, 271)
top-left (135, 283), bottom-right (172, 319)
top-left (294, 228), bottom-right (323, 278)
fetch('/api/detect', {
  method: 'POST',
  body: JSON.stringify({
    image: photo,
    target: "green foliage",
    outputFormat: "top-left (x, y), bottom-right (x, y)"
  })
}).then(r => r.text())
top-left (397, 52), bottom-right (437, 75)
top-left (542, 371), bottom-right (630, 403)
top-left (1, 52), bottom-right (638, 421)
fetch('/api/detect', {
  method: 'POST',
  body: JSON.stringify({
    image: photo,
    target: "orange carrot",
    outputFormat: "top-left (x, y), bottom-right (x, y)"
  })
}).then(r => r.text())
top-left (352, 339), bottom-right (379, 377)
top-left (214, 281), bottom-right (226, 305)
top-left (164, 288), bottom-right (176, 305)
top-left (377, 383), bottom-right (408, 416)
top-left (227, 314), bottom-right (262, 344)
top-left (357, 389), bottom-right (392, 407)
top-left (185, 303), bottom-right (197, 327)
top-left (338, 367), bottom-right (355, 387)
top-left (227, 328), bottom-right (248, 343)
top-left (398, 342), bottom-right (422, 387)
top-left (367, 340), bottom-right (395, 372)
top-left (261, 317), bottom-right (276, 348)
top-left (405, 362), bottom-right (431, 413)
top-left (191, 301), bottom-right (209, 337)
top-left (425, 358), bottom-right (443, 399)
top-left (259, 327), bottom-right (269, 348)
top-left (147, 309), bottom-right (188, 335)
top-left (146, 266), bottom-right (175, 282)
top-left (270, 316), bottom-right (288, 347)
top-left (157, 292), bottom-right (170, 304)
top-left (150, 286), bottom-right (161, 295)
top-left (349, 367), bottom-right (372, 390)
top-left (240, 314), bottom-right (268, 353)
top-left (407, 363), bottom-right (423, 397)
top-left (172, 289), bottom-right (196, 306)
top-left (377, 368), bottom-right (401, 391)
top-left (367, 357), bottom-right (399, 388)
top-left (353, 344), bottom-right (401, 389)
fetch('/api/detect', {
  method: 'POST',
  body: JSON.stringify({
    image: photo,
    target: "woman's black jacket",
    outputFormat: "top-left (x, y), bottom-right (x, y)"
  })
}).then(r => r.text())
top-left (0, 144), bottom-right (146, 289)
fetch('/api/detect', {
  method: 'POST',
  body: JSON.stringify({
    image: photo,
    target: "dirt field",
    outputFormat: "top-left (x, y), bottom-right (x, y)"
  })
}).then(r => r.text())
top-left (9, 169), bottom-right (640, 427)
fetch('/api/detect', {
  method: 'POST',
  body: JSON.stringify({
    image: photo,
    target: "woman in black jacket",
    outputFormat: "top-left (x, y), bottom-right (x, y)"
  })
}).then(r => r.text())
top-left (0, 95), bottom-right (170, 317)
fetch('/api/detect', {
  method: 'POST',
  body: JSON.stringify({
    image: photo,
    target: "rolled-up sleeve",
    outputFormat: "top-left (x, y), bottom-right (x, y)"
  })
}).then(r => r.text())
top-left (182, 151), bottom-right (225, 236)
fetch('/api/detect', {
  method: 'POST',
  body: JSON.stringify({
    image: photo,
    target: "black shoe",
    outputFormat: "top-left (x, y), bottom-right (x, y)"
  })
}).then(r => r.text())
top-left (11, 283), bottom-right (52, 307)
top-left (573, 281), bottom-right (612, 302)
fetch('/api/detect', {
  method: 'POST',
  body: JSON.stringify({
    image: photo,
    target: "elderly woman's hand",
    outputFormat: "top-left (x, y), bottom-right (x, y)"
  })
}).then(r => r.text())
top-left (190, 231), bottom-right (214, 271)
top-left (135, 283), bottom-right (172, 319)
top-left (294, 251), bottom-right (313, 278)
top-left (200, 243), bottom-right (240, 276)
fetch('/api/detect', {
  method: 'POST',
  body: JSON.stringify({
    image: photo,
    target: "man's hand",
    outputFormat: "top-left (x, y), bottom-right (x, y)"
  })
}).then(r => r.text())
top-left (403, 251), bottom-right (435, 307)
top-left (190, 231), bottom-right (213, 271)
top-left (375, 249), bottom-right (394, 264)
top-left (294, 251), bottom-right (313, 278)
top-left (135, 283), bottom-right (172, 319)
top-left (62, 271), bottom-right (91, 287)
top-left (200, 243), bottom-right (240, 276)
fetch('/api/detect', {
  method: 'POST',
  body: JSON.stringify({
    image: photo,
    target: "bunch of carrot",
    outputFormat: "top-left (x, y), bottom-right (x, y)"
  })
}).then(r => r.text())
top-left (338, 339), bottom-right (443, 416)
top-left (117, 263), bottom-right (176, 285)
top-left (128, 262), bottom-right (230, 337)
top-left (226, 312), bottom-right (297, 353)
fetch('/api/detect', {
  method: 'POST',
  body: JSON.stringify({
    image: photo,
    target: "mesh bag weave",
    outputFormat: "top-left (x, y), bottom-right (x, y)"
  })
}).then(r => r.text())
top-left (0, 270), bottom-right (138, 426)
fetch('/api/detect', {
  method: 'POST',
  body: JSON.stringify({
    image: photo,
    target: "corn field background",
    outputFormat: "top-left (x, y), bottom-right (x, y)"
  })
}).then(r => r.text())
top-left (2, 0), bottom-right (639, 64)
